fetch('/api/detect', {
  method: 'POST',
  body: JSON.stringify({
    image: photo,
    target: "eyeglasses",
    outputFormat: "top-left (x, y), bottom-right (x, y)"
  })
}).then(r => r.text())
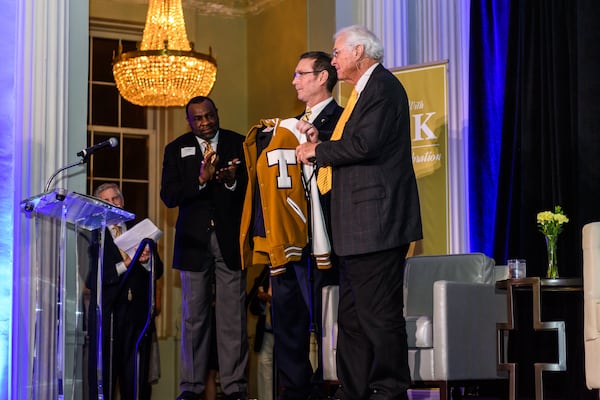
top-left (332, 45), bottom-right (352, 58)
top-left (292, 70), bottom-right (324, 79)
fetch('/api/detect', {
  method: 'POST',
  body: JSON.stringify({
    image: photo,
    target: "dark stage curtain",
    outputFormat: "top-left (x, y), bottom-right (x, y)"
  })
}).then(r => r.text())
top-left (470, 0), bottom-right (600, 278)
top-left (468, 0), bottom-right (510, 258)
top-left (470, 1), bottom-right (600, 398)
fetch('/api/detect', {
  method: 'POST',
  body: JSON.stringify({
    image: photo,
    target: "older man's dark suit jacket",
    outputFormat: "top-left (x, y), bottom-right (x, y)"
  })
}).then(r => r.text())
top-left (160, 129), bottom-right (247, 271)
top-left (88, 222), bottom-right (164, 315)
top-left (315, 64), bottom-right (422, 256)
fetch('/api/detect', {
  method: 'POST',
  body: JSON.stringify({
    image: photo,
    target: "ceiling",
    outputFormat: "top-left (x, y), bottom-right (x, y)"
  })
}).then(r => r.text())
top-left (113, 0), bottom-right (285, 17)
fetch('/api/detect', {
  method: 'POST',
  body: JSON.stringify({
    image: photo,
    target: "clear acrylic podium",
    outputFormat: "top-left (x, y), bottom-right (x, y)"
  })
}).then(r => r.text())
top-left (21, 189), bottom-right (134, 400)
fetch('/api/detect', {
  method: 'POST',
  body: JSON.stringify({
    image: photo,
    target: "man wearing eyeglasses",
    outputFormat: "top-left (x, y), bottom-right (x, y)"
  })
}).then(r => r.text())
top-left (241, 51), bottom-right (342, 400)
top-left (282, 51), bottom-right (343, 399)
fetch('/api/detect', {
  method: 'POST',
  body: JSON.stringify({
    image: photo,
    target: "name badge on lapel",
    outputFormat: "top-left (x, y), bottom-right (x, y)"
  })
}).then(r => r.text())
top-left (181, 147), bottom-right (196, 158)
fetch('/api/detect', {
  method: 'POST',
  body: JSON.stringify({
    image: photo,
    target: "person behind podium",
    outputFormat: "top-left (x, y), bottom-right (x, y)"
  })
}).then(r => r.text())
top-left (86, 182), bottom-right (164, 400)
top-left (295, 25), bottom-right (423, 399)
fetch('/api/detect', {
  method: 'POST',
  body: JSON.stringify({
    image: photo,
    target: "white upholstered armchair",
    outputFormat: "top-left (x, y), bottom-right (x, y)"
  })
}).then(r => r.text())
top-left (583, 221), bottom-right (600, 391)
top-left (322, 253), bottom-right (507, 400)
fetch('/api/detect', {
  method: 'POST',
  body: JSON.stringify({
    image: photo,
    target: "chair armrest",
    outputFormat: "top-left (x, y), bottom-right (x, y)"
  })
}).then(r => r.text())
top-left (432, 280), bottom-right (507, 380)
top-left (585, 298), bottom-right (600, 341)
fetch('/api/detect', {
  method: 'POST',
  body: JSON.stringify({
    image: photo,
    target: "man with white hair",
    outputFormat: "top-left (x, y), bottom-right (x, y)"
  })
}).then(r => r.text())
top-left (296, 25), bottom-right (423, 400)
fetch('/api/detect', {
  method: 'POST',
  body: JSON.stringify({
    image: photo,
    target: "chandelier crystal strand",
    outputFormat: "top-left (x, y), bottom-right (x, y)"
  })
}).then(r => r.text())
top-left (113, 0), bottom-right (217, 107)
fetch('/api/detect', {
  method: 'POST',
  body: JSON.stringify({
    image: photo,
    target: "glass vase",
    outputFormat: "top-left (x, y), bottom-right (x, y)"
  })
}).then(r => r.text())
top-left (545, 234), bottom-right (558, 279)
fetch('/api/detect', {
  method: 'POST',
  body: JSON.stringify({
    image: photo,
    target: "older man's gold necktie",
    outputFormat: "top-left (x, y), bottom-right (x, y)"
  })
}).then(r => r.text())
top-left (113, 224), bottom-right (132, 301)
top-left (112, 224), bottom-right (122, 237)
top-left (317, 88), bottom-right (359, 194)
top-left (112, 225), bottom-right (129, 260)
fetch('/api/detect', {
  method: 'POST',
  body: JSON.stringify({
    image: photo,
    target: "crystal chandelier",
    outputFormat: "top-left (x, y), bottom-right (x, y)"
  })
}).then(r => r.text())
top-left (113, 0), bottom-right (217, 107)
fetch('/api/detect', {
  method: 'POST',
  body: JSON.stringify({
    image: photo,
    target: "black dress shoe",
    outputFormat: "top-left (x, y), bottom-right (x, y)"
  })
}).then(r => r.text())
top-left (331, 386), bottom-right (344, 400)
top-left (176, 391), bottom-right (202, 400)
top-left (223, 392), bottom-right (247, 400)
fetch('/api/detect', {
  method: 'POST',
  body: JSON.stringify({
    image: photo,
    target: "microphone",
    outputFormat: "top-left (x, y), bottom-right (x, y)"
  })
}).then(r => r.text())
top-left (77, 137), bottom-right (118, 158)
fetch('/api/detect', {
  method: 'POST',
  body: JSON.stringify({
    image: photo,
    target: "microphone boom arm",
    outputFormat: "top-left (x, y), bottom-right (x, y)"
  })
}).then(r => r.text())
top-left (44, 137), bottom-right (118, 193)
top-left (44, 158), bottom-right (86, 193)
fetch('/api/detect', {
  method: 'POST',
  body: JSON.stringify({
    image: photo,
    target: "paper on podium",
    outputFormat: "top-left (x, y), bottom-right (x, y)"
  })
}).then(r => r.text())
top-left (114, 218), bottom-right (163, 259)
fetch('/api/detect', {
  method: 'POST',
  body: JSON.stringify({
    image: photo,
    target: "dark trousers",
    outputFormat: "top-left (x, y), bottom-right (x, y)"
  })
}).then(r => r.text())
top-left (336, 245), bottom-right (410, 400)
top-left (270, 259), bottom-right (338, 399)
top-left (87, 309), bottom-right (152, 400)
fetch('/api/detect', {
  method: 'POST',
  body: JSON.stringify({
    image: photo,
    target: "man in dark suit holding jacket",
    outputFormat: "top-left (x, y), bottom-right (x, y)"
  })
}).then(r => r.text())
top-left (161, 96), bottom-right (248, 400)
top-left (271, 51), bottom-right (343, 400)
top-left (296, 26), bottom-right (423, 400)
top-left (240, 51), bottom-right (343, 400)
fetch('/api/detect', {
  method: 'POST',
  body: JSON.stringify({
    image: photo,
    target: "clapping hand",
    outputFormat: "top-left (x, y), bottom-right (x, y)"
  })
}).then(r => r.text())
top-left (216, 158), bottom-right (240, 186)
top-left (199, 149), bottom-right (219, 185)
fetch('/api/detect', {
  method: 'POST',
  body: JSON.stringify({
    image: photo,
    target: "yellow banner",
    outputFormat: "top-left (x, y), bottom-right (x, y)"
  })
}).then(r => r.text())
top-left (336, 61), bottom-right (449, 255)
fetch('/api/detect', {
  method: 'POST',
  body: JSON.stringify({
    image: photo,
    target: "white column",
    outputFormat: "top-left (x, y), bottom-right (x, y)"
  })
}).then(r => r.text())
top-left (8, 0), bottom-right (88, 398)
top-left (352, 0), bottom-right (471, 253)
